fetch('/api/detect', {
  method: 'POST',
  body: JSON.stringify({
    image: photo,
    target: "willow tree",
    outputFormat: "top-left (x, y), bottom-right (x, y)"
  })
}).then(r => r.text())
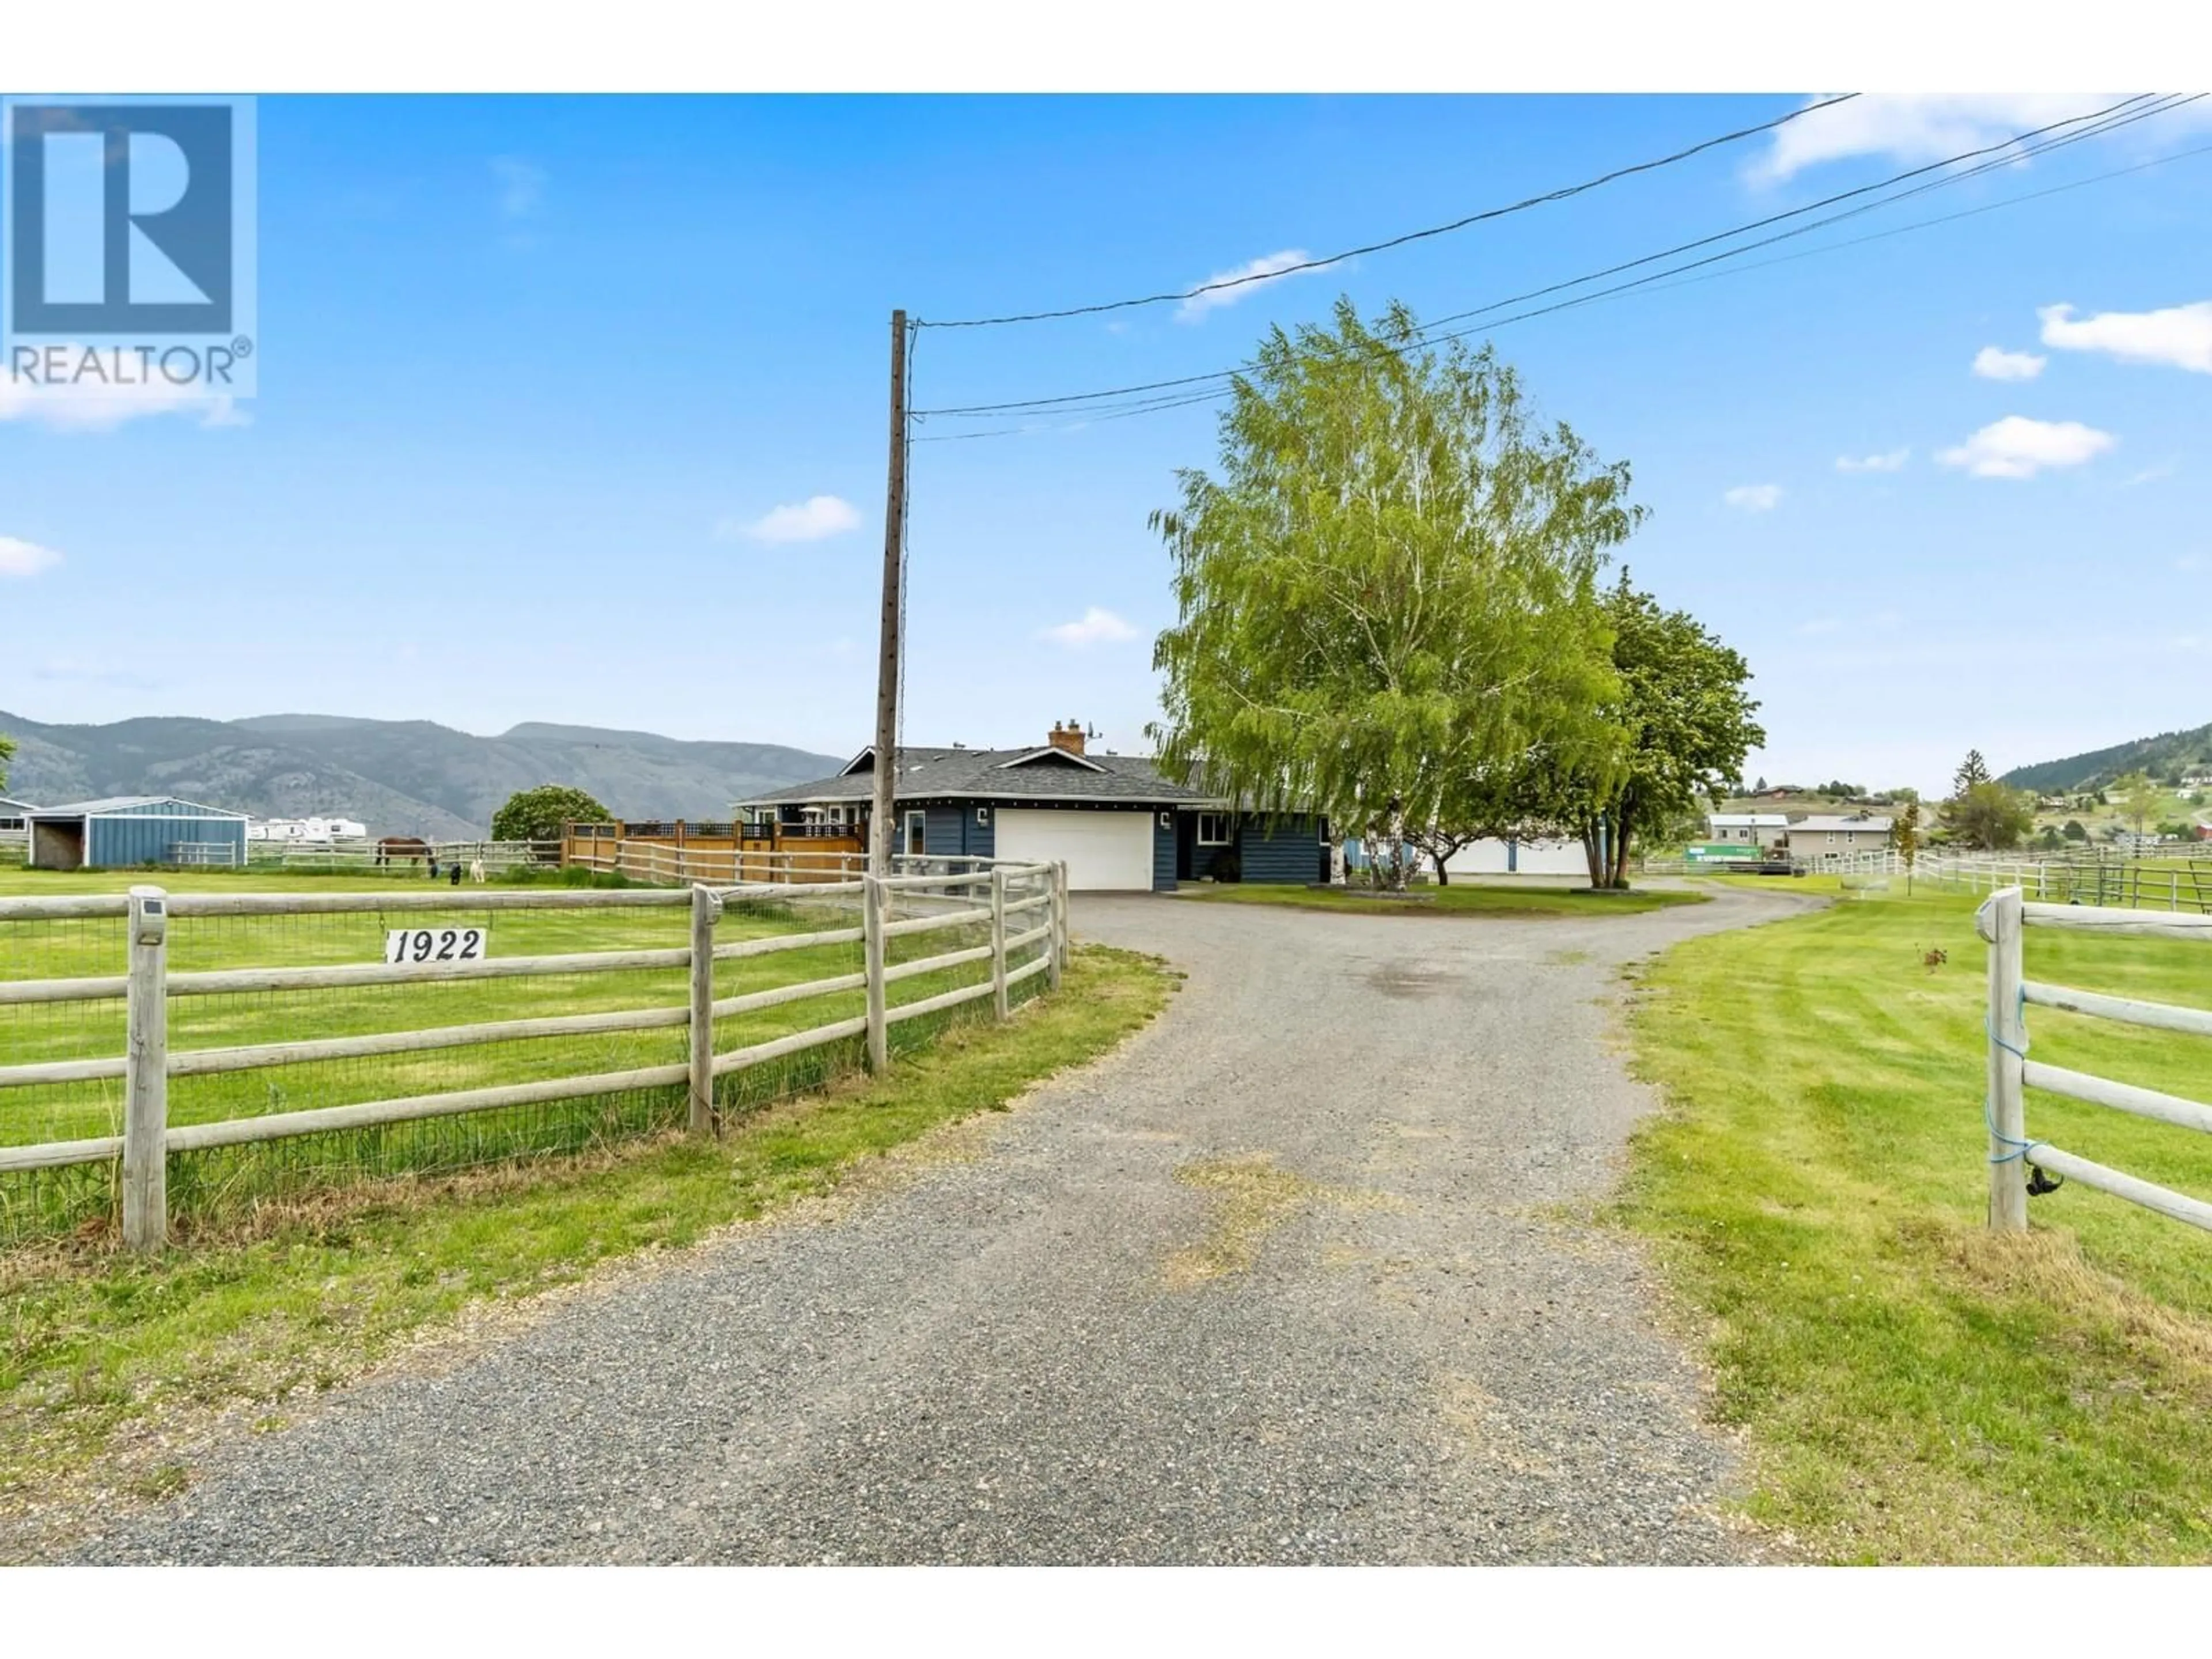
top-left (1149, 300), bottom-right (1633, 889)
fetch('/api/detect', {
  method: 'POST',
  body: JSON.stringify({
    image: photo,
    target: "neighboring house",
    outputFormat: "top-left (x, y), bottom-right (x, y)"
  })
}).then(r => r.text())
top-left (0, 795), bottom-right (35, 836)
top-left (1440, 835), bottom-right (1590, 877)
top-left (734, 722), bottom-right (1330, 893)
top-left (26, 796), bottom-right (250, 871)
top-left (1786, 812), bottom-right (1894, 858)
top-left (1709, 812), bottom-right (1790, 852)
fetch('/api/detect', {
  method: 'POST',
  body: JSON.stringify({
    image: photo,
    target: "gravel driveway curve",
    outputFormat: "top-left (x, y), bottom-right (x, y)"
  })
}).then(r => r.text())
top-left (78, 882), bottom-right (1818, 1565)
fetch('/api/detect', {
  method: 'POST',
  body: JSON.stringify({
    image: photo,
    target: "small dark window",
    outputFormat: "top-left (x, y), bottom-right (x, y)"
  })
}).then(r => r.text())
top-left (1198, 812), bottom-right (1231, 846)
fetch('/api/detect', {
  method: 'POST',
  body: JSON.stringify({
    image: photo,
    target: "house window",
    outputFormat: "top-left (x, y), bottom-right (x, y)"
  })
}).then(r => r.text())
top-left (904, 810), bottom-right (927, 856)
top-left (1197, 812), bottom-right (1232, 846)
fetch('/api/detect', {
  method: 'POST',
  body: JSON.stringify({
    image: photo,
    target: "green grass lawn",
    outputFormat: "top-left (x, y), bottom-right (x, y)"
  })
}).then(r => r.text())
top-left (1622, 882), bottom-right (2212, 1562)
top-left (0, 942), bottom-right (1173, 1555)
top-left (1183, 881), bottom-right (1706, 918)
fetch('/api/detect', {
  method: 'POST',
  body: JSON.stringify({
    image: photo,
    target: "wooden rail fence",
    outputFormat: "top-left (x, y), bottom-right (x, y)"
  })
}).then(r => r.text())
top-left (0, 859), bottom-right (1070, 1251)
top-left (1979, 886), bottom-right (2212, 1233)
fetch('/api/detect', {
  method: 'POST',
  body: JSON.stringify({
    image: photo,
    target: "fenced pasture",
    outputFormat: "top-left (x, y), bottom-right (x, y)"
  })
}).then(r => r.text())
top-left (1979, 887), bottom-right (2212, 1235)
top-left (1657, 845), bottom-right (2212, 914)
top-left (1623, 877), bottom-right (2212, 1560)
top-left (234, 839), bottom-right (559, 874)
top-left (0, 858), bottom-right (1066, 1249)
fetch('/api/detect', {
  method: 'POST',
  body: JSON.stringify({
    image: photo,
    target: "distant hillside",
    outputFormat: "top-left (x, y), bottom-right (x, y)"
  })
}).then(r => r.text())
top-left (2001, 721), bottom-right (2212, 795)
top-left (0, 711), bottom-right (842, 839)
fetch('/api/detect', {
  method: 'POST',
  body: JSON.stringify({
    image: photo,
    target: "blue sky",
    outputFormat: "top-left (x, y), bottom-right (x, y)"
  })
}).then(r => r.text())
top-left (2, 93), bottom-right (2208, 794)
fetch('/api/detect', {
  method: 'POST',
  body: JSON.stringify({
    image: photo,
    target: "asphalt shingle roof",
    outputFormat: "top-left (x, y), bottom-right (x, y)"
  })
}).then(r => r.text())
top-left (736, 747), bottom-right (1224, 809)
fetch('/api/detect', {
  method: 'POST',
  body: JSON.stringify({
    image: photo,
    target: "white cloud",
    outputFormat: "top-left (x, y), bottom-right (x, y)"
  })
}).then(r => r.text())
top-left (2123, 464), bottom-right (2176, 488)
top-left (0, 372), bottom-right (248, 433)
top-left (2039, 301), bottom-right (2212, 374)
top-left (1972, 346), bottom-right (2046, 381)
top-left (719, 495), bottom-right (862, 544)
top-left (1938, 415), bottom-right (2115, 479)
top-left (1040, 607), bottom-right (1138, 647)
top-left (1752, 94), bottom-right (2134, 182)
top-left (0, 536), bottom-right (63, 578)
top-left (491, 157), bottom-right (547, 220)
top-left (1835, 448), bottom-right (1908, 474)
top-left (1176, 249), bottom-right (1325, 322)
top-left (1723, 484), bottom-right (1783, 512)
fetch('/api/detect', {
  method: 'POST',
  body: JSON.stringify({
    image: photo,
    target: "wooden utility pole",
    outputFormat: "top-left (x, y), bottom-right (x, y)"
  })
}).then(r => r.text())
top-left (870, 309), bottom-right (909, 877)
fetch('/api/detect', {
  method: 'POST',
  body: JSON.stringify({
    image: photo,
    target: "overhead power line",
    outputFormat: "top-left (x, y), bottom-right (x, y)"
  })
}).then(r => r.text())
top-left (914, 94), bottom-right (1861, 331)
top-left (911, 93), bottom-right (2195, 435)
top-left (1626, 136), bottom-right (2212, 305)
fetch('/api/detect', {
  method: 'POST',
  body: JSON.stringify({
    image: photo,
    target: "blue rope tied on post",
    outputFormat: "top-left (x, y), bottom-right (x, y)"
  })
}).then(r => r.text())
top-left (1983, 993), bottom-right (2044, 1164)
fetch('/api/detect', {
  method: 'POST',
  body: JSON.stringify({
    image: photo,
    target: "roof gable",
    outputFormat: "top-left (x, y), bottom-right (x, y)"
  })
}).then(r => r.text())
top-left (996, 746), bottom-right (1107, 774)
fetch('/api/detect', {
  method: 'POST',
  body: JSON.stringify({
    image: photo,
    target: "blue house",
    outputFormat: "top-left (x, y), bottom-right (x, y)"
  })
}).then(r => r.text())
top-left (735, 723), bottom-right (1330, 893)
top-left (26, 796), bottom-right (250, 871)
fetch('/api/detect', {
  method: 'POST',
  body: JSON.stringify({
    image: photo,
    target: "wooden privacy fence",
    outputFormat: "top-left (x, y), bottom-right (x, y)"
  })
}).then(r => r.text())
top-left (1979, 886), bottom-right (2212, 1233)
top-left (0, 859), bottom-right (1069, 1251)
top-left (565, 835), bottom-right (865, 887)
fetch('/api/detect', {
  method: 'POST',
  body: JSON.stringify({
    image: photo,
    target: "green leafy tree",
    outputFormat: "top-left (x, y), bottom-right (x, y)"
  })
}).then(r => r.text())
top-left (1494, 574), bottom-right (1764, 888)
top-left (2113, 771), bottom-right (2161, 849)
top-left (1948, 781), bottom-right (2035, 851)
top-left (491, 784), bottom-right (613, 846)
top-left (0, 728), bottom-right (14, 794)
top-left (1892, 798), bottom-right (1922, 894)
top-left (1952, 750), bottom-right (1992, 796)
top-left (1149, 298), bottom-right (1629, 892)
top-left (2062, 819), bottom-right (2088, 842)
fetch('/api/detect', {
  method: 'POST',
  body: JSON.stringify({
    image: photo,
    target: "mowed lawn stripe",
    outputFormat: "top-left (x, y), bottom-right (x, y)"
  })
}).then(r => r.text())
top-left (1623, 880), bottom-right (2212, 1563)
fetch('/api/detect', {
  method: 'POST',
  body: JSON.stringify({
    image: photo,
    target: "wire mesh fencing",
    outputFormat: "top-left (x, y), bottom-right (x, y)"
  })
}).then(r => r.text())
top-left (0, 902), bottom-right (133, 1239)
top-left (0, 860), bottom-right (1067, 1250)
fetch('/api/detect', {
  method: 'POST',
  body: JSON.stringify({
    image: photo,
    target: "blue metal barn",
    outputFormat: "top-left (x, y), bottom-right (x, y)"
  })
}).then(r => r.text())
top-left (26, 796), bottom-right (250, 871)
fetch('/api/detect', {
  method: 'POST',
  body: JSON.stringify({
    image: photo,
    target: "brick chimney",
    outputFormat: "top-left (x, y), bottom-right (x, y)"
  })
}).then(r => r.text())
top-left (1047, 720), bottom-right (1086, 756)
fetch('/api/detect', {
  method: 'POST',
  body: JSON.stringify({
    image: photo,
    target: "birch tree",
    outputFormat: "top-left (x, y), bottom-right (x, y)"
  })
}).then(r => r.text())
top-left (1149, 300), bottom-right (1631, 890)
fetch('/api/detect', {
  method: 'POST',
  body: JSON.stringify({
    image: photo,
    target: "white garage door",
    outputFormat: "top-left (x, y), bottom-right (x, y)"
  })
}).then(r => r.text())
top-left (994, 808), bottom-right (1154, 892)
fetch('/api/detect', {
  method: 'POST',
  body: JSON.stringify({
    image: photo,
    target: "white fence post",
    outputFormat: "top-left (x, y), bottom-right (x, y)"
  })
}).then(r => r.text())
top-left (123, 885), bottom-right (170, 1252)
top-left (990, 867), bottom-right (1010, 1022)
top-left (1978, 885), bottom-right (2029, 1232)
top-left (1049, 861), bottom-right (1067, 991)
top-left (863, 873), bottom-right (889, 1072)
top-left (688, 884), bottom-right (721, 1134)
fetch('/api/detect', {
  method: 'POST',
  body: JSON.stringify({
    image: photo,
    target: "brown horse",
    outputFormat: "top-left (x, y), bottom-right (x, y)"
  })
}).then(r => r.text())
top-left (374, 836), bottom-right (431, 869)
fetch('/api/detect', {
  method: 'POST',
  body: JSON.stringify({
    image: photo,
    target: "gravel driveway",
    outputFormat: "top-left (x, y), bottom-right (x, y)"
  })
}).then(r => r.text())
top-left (77, 881), bottom-right (1817, 1565)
